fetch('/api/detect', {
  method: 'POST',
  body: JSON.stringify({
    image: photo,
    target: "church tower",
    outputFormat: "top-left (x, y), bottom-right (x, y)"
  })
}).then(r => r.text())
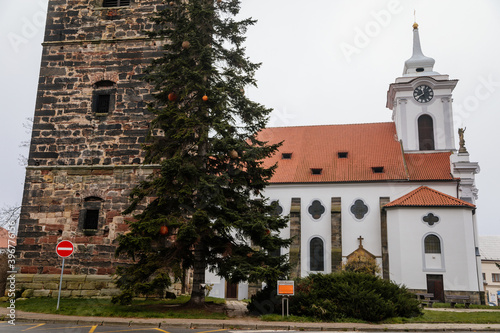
top-left (17, 0), bottom-right (165, 282)
top-left (386, 23), bottom-right (457, 152)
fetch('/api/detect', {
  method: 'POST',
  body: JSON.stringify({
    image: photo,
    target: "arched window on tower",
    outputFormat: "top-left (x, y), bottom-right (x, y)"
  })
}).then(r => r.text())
top-left (418, 115), bottom-right (435, 150)
top-left (310, 237), bottom-right (324, 271)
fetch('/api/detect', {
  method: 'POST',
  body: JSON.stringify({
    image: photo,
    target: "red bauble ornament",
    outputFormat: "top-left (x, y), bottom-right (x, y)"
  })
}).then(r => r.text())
top-left (160, 225), bottom-right (168, 235)
top-left (182, 41), bottom-right (191, 49)
top-left (168, 92), bottom-right (177, 101)
top-left (202, 95), bottom-right (208, 101)
top-left (266, 229), bottom-right (271, 235)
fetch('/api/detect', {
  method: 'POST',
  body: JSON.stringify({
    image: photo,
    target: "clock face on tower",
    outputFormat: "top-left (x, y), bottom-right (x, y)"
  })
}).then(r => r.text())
top-left (413, 85), bottom-right (434, 103)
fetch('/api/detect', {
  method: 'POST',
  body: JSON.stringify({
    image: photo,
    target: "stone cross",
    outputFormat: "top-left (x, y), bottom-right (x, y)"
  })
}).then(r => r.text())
top-left (358, 235), bottom-right (364, 247)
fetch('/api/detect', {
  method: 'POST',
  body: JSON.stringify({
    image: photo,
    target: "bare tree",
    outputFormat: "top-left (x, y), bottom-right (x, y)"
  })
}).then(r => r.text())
top-left (0, 205), bottom-right (21, 231)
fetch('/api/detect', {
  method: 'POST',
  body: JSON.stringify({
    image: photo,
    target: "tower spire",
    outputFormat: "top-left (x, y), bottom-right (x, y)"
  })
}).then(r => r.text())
top-left (403, 23), bottom-right (439, 76)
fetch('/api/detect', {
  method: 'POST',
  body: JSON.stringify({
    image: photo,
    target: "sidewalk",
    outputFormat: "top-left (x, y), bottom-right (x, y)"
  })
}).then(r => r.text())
top-left (1, 302), bottom-right (500, 331)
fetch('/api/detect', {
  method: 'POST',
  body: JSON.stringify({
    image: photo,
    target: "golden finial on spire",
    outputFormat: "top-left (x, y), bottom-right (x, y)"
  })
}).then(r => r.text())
top-left (413, 10), bottom-right (418, 29)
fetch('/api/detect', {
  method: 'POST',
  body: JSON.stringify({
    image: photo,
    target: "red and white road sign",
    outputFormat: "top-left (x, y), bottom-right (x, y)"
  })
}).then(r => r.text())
top-left (56, 240), bottom-right (74, 257)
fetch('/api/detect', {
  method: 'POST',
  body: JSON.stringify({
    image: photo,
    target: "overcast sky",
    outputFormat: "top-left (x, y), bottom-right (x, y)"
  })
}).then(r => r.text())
top-left (1, 0), bottom-right (499, 235)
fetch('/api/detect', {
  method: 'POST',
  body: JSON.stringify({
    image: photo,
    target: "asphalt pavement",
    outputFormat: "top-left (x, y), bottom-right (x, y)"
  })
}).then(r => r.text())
top-left (1, 301), bottom-right (500, 332)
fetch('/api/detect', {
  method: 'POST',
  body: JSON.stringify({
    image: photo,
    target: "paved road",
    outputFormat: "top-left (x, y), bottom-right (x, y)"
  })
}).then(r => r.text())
top-left (2, 323), bottom-right (231, 332)
top-left (0, 324), bottom-right (479, 333)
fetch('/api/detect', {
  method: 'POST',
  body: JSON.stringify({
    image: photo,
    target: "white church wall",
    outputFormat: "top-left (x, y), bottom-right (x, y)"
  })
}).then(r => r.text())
top-left (264, 182), bottom-right (458, 278)
top-left (387, 207), bottom-right (480, 292)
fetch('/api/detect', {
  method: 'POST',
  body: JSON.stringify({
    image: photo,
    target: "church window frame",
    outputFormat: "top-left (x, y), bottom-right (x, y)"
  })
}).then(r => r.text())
top-left (309, 236), bottom-right (325, 272)
top-left (92, 80), bottom-right (116, 116)
top-left (424, 234), bottom-right (441, 253)
top-left (307, 199), bottom-right (326, 221)
top-left (349, 198), bottom-right (369, 221)
top-left (422, 233), bottom-right (445, 272)
top-left (79, 196), bottom-right (104, 235)
top-left (418, 114), bottom-right (435, 150)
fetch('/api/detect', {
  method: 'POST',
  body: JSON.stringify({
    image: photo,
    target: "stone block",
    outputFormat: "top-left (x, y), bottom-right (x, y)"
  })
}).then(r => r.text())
top-left (15, 274), bottom-right (35, 283)
top-left (33, 274), bottom-right (61, 282)
top-left (81, 282), bottom-right (96, 290)
top-left (45, 283), bottom-right (59, 290)
top-left (85, 274), bottom-right (113, 282)
top-left (71, 290), bottom-right (82, 297)
top-left (100, 288), bottom-right (121, 296)
top-left (21, 289), bottom-right (34, 298)
top-left (80, 290), bottom-right (100, 297)
top-left (33, 290), bottom-right (51, 297)
top-left (67, 282), bottom-right (82, 290)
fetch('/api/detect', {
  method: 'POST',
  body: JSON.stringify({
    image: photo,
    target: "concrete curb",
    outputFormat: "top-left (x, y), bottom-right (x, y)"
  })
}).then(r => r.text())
top-left (3, 309), bottom-right (500, 332)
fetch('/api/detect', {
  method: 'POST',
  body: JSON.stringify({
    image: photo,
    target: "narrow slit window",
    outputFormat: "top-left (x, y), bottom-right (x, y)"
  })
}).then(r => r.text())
top-left (103, 0), bottom-right (131, 7)
top-left (311, 168), bottom-right (322, 175)
top-left (281, 153), bottom-right (292, 159)
top-left (372, 166), bottom-right (384, 173)
top-left (338, 152), bottom-right (348, 158)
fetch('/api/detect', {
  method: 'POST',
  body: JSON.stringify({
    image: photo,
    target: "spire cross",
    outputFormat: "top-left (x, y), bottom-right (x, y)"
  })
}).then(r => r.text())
top-left (358, 236), bottom-right (364, 247)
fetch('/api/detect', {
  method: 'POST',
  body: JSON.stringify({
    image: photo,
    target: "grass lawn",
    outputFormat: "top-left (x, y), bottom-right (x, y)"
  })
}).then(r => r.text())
top-left (0, 296), bottom-right (227, 320)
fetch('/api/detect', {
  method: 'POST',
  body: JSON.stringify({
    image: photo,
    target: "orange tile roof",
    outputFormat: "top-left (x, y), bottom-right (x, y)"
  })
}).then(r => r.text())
top-left (384, 186), bottom-right (475, 208)
top-left (405, 152), bottom-right (454, 181)
top-left (258, 123), bottom-right (455, 183)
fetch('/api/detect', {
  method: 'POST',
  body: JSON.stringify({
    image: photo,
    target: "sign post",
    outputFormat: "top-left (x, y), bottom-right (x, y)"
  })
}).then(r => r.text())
top-left (55, 241), bottom-right (74, 310)
top-left (277, 280), bottom-right (294, 317)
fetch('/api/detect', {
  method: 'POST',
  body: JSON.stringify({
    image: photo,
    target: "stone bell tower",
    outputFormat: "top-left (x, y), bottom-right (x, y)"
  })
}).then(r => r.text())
top-left (17, 0), bottom-right (165, 290)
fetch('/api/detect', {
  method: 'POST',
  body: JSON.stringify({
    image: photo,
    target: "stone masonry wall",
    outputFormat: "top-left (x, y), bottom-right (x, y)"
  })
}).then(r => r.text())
top-left (17, 0), bottom-right (167, 282)
top-left (18, 165), bottom-right (156, 274)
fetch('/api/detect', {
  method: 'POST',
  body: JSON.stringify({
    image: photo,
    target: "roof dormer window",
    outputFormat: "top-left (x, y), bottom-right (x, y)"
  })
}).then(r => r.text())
top-left (281, 153), bottom-right (292, 160)
top-left (338, 152), bottom-right (348, 158)
top-left (372, 167), bottom-right (384, 174)
top-left (311, 168), bottom-right (322, 175)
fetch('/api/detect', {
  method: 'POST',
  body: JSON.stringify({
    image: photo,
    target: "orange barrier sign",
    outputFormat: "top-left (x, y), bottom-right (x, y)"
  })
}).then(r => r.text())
top-left (277, 280), bottom-right (294, 296)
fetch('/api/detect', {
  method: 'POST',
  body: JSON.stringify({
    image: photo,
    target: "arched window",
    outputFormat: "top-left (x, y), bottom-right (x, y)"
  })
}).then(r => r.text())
top-left (418, 115), bottom-right (435, 150)
top-left (310, 237), bottom-right (324, 271)
top-left (424, 234), bottom-right (441, 254)
top-left (103, 0), bottom-right (131, 7)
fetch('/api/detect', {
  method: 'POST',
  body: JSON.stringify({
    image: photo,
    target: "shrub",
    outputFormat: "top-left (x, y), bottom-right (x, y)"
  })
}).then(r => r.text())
top-left (289, 272), bottom-right (422, 322)
top-left (247, 284), bottom-right (281, 315)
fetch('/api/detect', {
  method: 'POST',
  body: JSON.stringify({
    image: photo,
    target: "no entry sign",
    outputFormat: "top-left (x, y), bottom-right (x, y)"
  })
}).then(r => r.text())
top-left (56, 240), bottom-right (74, 257)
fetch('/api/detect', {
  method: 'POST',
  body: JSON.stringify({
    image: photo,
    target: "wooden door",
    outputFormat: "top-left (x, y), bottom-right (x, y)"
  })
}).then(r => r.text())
top-left (427, 274), bottom-right (444, 302)
top-left (226, 282), bottom-right (238, 299)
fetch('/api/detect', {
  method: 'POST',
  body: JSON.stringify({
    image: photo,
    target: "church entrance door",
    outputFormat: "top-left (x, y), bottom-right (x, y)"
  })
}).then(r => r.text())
top-left (426, 274), bottom-right (444, 302)
top-left (226, 282), bottom-right (238, 299)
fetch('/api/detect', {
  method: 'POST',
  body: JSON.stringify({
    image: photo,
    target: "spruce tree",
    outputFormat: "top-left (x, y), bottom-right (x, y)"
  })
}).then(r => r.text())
top-left (113, 0), bottom-right (291, 306)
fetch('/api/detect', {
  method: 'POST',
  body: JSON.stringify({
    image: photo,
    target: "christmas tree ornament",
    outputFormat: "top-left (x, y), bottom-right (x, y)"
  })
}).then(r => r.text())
top-left (168, 92), bottom-right (177, 101)
top-left (159, 225), bottom-right (168, 235)
top-left (229, 150), bottom-right (238, 159)
top-left (202, 95), bottom-right (208, 101)
top-left (169, 1), bottom-right (174, 6)
top-left (182, 41), bottom-right (191, 49)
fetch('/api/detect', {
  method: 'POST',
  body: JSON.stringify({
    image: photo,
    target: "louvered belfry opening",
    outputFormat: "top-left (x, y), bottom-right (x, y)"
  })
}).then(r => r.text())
top-left (102, 0), bottom-right (131, 7)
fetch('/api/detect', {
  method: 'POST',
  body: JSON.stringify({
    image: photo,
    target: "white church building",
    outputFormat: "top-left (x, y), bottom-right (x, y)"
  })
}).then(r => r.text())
top-left (206, 23), bottom-right (483, 303)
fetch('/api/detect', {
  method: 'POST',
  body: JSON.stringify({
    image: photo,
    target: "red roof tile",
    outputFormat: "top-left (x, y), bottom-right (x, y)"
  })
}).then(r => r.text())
top-left (384, 186), bottom-right (475, 208)
top-left (405, 152), bottom-right (454, 181)
top-left (258, 123), bottom-right (455, 183)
